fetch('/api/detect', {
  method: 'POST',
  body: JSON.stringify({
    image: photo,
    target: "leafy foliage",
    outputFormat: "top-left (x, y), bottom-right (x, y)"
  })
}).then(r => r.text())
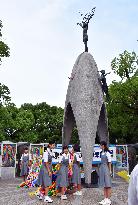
top-left (111, 50), bottom-right (138, 79)
top-left (0, 83), bottom-right (11, 105)
top-left (0, 102), bottom-right (64, 143)
top-left (0, 21), bottom-right (11, 106)
top-left (0, 20), bottom-right (10, 64)
top-left (108, 50), bottom-right (138, 144)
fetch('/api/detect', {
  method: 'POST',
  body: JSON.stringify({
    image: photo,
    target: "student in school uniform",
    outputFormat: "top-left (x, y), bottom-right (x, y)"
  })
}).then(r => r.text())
top-left (71, 144), bottom-right (82, 196)
top-left (128, 164), bottom-right (138, 205)
top-left (36, 141), bottom-right (55, 203)
top-left (20, 147), bottom-right (32, 181)
top-left (99, 141), bottom-right (112, 205)
top-left (56, 145), bottom-right (71, 200)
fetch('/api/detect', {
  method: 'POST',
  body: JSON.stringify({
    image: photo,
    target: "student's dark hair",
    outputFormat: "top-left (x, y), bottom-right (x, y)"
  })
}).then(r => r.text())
top-left (62, 145), bottom-right (68, 151)
top-left (100, 141), bottom-right (109, 152)
top-left (73, 144), bottom-right (80, 152)
top-left (24, 147), bottom-right (28, 151)
top-left (47, 140), bottom-right (55, 148)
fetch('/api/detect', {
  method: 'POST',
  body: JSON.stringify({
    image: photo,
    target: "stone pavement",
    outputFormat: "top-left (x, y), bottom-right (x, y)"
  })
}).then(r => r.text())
top-left (0, 178), bottom-right (128, 205)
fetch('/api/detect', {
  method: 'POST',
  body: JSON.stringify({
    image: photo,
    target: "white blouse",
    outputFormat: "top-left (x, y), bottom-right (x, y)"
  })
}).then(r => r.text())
top-left (58, 153), bottom-right (71, 164)
top-left (101, 151), bottom-right (112, 163)
top-left (74, 153), bottom-right (81, 162)
top-left (128, 164), bottom-right (138, 205)
top-left (43, 148), bottom-right (54, 162)
top-left (20, 153), bottom-right (32, 161)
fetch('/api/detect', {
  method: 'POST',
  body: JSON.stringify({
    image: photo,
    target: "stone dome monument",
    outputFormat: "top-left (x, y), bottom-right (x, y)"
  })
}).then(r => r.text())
top-left (62, 8), bottom-right (109, 185)
top-left (62, 52), bottom-right (109, 185)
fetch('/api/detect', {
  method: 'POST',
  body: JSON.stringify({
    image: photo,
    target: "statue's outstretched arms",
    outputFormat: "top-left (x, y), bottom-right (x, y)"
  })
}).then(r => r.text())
top-left (105, 72), bottom-right (111, 76)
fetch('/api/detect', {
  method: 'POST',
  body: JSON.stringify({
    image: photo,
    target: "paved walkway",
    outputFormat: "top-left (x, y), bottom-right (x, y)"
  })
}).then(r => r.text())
top-left (0, 178), bottom-right (128, 205)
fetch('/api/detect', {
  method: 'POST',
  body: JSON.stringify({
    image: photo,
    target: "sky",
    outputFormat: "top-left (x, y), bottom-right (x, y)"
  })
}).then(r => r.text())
top-left (0, 0), bottom-right (138, 108)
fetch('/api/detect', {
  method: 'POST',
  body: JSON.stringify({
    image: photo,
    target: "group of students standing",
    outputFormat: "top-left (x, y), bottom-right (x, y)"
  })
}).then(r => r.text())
top-left (20, 141), bottom-right (112, 205)
top-left (36, 142), bottom-right (82, 202)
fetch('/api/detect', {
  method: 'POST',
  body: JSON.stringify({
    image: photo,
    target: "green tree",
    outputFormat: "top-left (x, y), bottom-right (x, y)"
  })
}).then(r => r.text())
top-left (0, 83), bottom-right (11, 105)
top-left (111, 50), bottom-right (138, 79)
top-left (0, 21), bottom-right (11, 141)
top-left (0, 21), bottom-right (11, 106)
top-left (108, 50), bottom-right (138, 144)
top-left (0, 106), bottom-right (7, 141)
top-left (13, 108), bottom-right (35, 142)
top-left (70, 127), bottom-right (79, 145)
top-left (0, 104), bottom-right (18, 141)
top-left (0, 20), bottom-right (10, 64)
top-left (20, 102), bottom-right (64, 143)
